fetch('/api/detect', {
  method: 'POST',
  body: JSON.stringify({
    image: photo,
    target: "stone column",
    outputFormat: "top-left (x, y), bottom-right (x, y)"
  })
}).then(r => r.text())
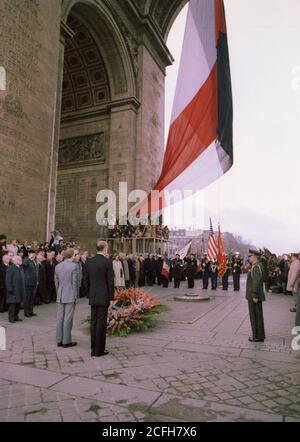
top-left (135, 45), bottom-right (166, 194)
top-left (45, 21), bottom-right (75, 240)
top-left (0, 0), bottom-right (62, 241)
top-left (108, 99), bottom-right (140, 220)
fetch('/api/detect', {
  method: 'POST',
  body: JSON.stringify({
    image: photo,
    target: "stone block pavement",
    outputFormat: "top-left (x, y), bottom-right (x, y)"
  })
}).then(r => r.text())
top-left (0, 276), bottom-right (299, 422)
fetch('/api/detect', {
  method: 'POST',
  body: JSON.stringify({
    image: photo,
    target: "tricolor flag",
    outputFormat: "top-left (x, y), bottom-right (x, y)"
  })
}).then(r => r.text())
top-left (161, 256), bottom-right (171, 278)
top-left (129, 0), bottom-right (233, 218)
top-left (207, 219), bottom-right (217, 261)
top-left (217, 223), bottom-right (227, 277)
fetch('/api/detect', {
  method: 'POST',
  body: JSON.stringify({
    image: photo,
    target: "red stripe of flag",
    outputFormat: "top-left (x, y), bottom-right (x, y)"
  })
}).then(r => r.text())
top-left (217, 223), bottom-right (227, 277)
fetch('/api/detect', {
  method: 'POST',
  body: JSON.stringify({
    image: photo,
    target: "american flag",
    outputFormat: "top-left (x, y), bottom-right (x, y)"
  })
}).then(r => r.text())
top-left (207, 218), bottom-right (217, 261)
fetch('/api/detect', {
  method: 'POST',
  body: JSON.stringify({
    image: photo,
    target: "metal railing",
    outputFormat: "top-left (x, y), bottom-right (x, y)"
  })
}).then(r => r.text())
top-left (97, 237), bottom-right (176, 255)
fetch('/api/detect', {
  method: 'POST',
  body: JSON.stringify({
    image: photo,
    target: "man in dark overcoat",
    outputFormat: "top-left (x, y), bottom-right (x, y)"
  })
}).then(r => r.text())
top-left (6, 255), bottom-right (26, 323)
top-left (85, 241), bottom-right (114, 357)
top-left (0, 254), bottom-right (10, 312)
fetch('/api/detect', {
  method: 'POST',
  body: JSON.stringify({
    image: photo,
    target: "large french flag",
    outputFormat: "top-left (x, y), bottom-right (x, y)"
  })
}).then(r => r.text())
top-left (131, 0), bottom-right (233, 217)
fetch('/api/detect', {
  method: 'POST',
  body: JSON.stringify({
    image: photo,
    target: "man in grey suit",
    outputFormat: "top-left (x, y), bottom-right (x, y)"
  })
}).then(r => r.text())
top-left (55, 248), bottom-right (79, 348)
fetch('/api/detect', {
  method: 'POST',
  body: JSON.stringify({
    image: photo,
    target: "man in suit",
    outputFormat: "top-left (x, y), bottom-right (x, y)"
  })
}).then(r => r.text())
top-left (246, 249), bottom-right (266, 342)
top-left (5, 255), bottom-right (25, 323)
top-left (55, 248), bottom-right (79, 348)
top-left (79, 252), bottom-right (89, 298)
top-left (45, 252), bottom-right (57, 303)
top-left (85, 241), bottom-right (114, 357)
top-left (36, 251), bottom-right (47, 304)
top-left (0, 254), bottom-right (10, 312)
top-left (22, 250), bottom-right (39, 318)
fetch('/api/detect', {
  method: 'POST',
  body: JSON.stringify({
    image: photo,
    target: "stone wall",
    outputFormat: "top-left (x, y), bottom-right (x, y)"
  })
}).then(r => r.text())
top-left (136, 46), bottom-right (165, 193)
top-left (56, 115), bottom-right (110, 246)
top-left (0, 0), bottom-right (185, 249)
top-left (0, 0), bottom-right (61, 241)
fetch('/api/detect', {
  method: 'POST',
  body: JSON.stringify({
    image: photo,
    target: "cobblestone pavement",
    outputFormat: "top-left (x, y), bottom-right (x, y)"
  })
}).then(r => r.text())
top-left (0, 277), bottom-right (299, 422)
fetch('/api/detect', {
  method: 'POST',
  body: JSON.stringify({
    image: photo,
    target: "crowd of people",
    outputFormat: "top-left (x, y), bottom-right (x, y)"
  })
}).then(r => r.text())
top-left (1, 233), bottom-right (299, 351)
top-left (99, 220), bottom-right (170, 240)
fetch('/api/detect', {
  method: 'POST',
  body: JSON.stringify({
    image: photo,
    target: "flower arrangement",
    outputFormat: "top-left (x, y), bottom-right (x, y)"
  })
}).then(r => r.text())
top-left (107, 288), bottom-right (164, 336)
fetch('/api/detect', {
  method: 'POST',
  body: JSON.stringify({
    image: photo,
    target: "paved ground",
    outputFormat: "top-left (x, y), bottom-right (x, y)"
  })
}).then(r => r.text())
top-left (0, 276), bottom-right (299, 422)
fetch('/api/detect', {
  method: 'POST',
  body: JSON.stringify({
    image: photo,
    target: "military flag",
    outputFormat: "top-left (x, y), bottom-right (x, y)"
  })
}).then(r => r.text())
top-left (217, 223), bottom-right (227, 277)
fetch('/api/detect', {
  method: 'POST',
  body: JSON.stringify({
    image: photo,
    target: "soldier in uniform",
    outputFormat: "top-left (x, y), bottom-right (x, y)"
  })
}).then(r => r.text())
top-left (210, 259), bottom-right (218, 290)
top-left (201, 254), bottom-right (210, 290)
top-left (184, 254), bottom-right (197, 289)
top-left (232, 252), bottom-right (243, 291)
top-left (172, 255), bottom-right (183, 288)
top-left (246, 249), bottom-right (266, 342)
top-left (222, 256), bottom-right (231, 291)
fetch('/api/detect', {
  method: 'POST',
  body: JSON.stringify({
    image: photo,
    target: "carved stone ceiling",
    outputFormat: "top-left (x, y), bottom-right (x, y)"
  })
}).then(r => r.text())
top-left (62, 13), bottom-right (110, 115)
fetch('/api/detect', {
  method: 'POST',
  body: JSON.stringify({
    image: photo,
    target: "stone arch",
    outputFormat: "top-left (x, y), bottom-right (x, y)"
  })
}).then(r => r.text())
top-left (149, 0), bottom-right (189, 42)
top-left (51, 0), bottom-right (141, 249)
top-left (61, 0), bottom-right (137, 100)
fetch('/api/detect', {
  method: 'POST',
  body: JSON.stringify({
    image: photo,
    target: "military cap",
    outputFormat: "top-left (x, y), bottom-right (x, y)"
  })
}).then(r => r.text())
top-left (248, 249), bottom-right (261, 257)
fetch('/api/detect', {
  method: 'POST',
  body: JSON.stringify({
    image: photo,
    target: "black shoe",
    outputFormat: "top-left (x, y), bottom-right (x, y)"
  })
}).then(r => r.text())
top-left (57, 342), bottom-right (63, 347)
top-left (248, 337), bottom-right (264, 342)
top-left (25, 313), bottom-right (31, 318)
top-left (62, 342), bottom-right (77, 348)
top-left (94, 351), bottom-right (109, 357)
top-left (15, 318), bottom-right (23, 322)
top-left (99, 351), bottom-right (109, 356)
top-left (290, 308), bottom-right (297, 312)
top-left (30, 313), bottom-right (38, 317)
top-left (9, 319), bottom-right (16, 323)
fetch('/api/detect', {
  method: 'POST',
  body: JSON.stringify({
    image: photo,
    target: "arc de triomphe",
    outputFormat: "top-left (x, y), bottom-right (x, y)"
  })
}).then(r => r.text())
top-left (0, 0), bottom-right (187, 249)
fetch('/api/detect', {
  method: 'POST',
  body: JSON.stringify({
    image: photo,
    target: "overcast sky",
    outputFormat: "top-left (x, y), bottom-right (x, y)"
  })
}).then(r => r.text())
top-left (165, 0), bottom-right (300, 254)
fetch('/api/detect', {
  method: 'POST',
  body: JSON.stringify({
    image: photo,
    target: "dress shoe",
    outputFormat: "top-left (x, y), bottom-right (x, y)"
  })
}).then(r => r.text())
top-left (57, 342), bottom-right (63, 347)
top-left (290, 308), bottom-right (297, 312)
top-left (248, 337), bottom-right (264, 342)
top-left (30, 313), bottom-right (38, 317)
top-left (9, 320), bottom-right (16, 323)
top-left (62, 342), bottom-right (77, 348)
top-left (25, 313), bottom-right (31, 318)
top-left (95, 351), bottom-right (109, 357)
top-left (15, 318), bottom-right (23, 322)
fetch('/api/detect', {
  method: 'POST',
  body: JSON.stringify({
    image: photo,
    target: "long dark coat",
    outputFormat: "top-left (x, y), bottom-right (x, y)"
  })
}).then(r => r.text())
top-left (85, 254), bottom-right (114, 307)
top-left (5, 264), bottom-right (26, 304)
